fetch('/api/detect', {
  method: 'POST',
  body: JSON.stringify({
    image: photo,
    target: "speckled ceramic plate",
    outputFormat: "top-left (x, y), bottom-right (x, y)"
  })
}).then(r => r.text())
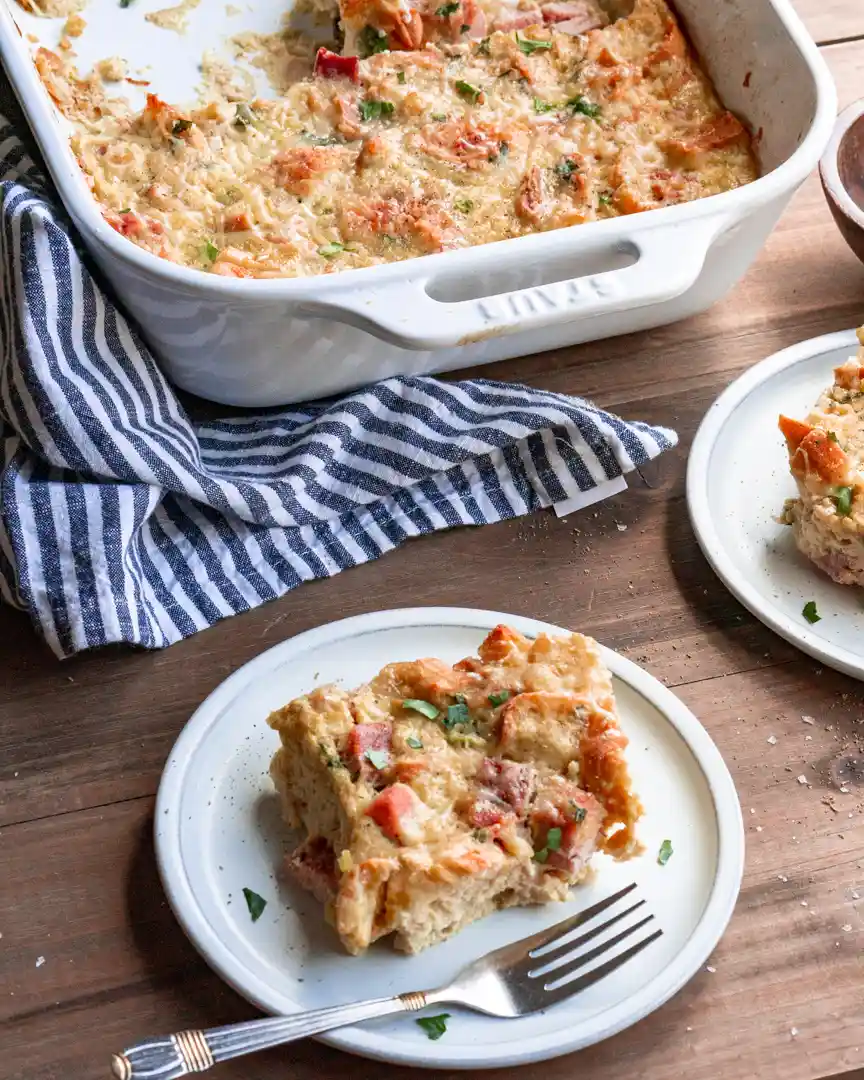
top-left (155, 607), bottom-right (743, 1069)
top-left (688, 329), bottom-right (864, 680)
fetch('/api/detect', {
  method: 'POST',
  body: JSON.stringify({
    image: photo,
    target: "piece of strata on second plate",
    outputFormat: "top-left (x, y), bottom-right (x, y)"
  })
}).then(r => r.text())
top-left (779, 327), bottom-right (864, 585)
top-left (267, 623), bottom-right (642, 956)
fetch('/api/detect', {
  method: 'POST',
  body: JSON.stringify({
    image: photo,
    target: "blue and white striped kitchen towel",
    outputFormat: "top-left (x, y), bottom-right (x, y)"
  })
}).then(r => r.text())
top-left (0, 100), bottom-right (678, 659)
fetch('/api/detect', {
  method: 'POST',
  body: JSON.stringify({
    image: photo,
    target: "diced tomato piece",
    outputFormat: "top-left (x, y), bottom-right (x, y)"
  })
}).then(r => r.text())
top-left (366, 784), bottom-right (415, 842)
top-left (345, 721), bottom-right (392, 776)
top-left (106, 211), bottom-right (142, 237)
top-left (476, 758), bottom-right (536, 814)
top-left (314, 47), bottom-right (360, 83)
top-left (468, 791), bottom-right (510, 827)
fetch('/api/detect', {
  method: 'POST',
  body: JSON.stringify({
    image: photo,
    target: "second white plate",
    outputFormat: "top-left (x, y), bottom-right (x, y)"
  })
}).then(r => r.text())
top-left (155, 607), bottom-right (744, 1068)
top-left (688, 328), bottom-right (864, 680)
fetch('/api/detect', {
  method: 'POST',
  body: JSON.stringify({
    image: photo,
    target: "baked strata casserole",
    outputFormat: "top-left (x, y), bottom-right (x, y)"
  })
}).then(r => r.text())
top-left (35, 0), bottom-right (758, 280)
top-left (267, 624), bottom-right (641, 955)
top-left (779, 328), bottom-right (864, 586)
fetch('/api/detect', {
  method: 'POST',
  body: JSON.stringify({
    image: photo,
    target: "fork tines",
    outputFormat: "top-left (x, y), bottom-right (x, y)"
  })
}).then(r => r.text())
top-left (518, 883), bottom-right (662, 1006)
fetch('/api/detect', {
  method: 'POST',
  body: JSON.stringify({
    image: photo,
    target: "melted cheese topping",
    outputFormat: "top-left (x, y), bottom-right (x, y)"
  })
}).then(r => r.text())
top-left (36, 0), bottom-right (757, 280)
top-left (268, 624), bottom-right (642, 954)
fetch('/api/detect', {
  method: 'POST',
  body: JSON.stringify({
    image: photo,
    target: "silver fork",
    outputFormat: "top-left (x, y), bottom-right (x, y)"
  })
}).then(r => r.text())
top-left (111, 883), bottom-right (660, 1079)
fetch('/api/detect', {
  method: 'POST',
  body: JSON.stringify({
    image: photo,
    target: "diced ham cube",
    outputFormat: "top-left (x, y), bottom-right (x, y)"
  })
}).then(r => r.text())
top-left (314, 47), bottom-right (360, 83)
top-left (530, 783), bottom-right (604, 876)
top-left (468, 790), bottom-right (511, 827)
top-left (345, 721), bottom-right (392, 777)
top-left (366, 783), bottom-right (429, 844)
top-left (540, 0), bottom-right (604, 31)
top-left (476, 758), bottom-right (536, 814)
top-left (492, 6), bottom-right (542, 31)
top-left (285, 836), bottom-right (338, 903)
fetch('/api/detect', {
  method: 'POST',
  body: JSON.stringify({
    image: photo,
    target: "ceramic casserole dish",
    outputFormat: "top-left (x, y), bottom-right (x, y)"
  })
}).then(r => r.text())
top-left (0, 0), bottom-right (837, 405)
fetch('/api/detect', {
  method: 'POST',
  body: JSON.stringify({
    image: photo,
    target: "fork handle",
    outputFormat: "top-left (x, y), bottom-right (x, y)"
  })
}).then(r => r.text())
top-left (110, 992), bottom-right (430, 1078)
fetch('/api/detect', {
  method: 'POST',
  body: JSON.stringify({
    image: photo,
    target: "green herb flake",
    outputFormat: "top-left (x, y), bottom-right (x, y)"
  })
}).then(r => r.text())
top-left (476, 35), bottom-right (491, 55)
top-left (171, 118), bottom-right (193, 135)
top-left (431, 112), bottom-right (448, 121)
top-left (488, 690), bottom-right (511, 707)
top-left (359, 98), bottom-right (395, 122)
top-left (516, 34), bottom-right (552, 54)
top-left (118, 0), bottom-right (134, 9)
top-left (406, 735), bottom-right (424, 750)
top-left (242, 887), bottom-right (267, 922)
top-left (203, 239), bottom-right (220, 262)
top-left (454, 197), bottom-right (474, 213)
top-left (318, 740), bottom-right (343, 768)
top-left (533, 845), bottom-right (550, 864)
top-left (567, 95), bottom-right (601, 118)
top-left (472, 828), bottom-right (489, 842)
top-left (802, 600), bottom-right (821, 624)
top-left (436, 1), bottom-right (459, 14)
top-left (358, 24), bottom-right (389, 57)
top-left (827, 431), bottom-right (839, 444)
top-left (455, 79), bottom-right (482, 103)
top-left (460, 22), bottom-right (470, 32)
top-left (533, 96), bottom-right (555, 113)
top-left (545, 826), bottom-right (563, 852)
top-left (569, 802), bottom-right (587, 823)
top-left (416, 1014), bottom-right (450, 1041)
top-left (444, 702), bottom-right (471, 729)
top-left (118, 208), bottom-right (131, 215)
top-left (403, 698), bottom-right (440, 720)
top-left (598, 192), bottom-right (612, 206)
top-left (397, 70), bottom-right (406, 84)
top-left (554, 157), bottom-right (577, 180)
top-left (657, 839), bottom-right (673, 866)
top-left (365, 748), bottom-right (389, 770)
top-left (834, 485), bottom-right (854, 516)
top-left (318, 242), bottom-right (346, 257)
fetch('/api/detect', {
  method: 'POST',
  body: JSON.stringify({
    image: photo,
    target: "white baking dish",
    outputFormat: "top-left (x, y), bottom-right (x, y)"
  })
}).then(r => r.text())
top-left (0, 0), bottom-right (837, 406)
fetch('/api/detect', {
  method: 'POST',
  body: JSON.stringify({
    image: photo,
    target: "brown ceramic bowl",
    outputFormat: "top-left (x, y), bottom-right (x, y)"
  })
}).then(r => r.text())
top-left (821, 99), bottom-right (864, 265)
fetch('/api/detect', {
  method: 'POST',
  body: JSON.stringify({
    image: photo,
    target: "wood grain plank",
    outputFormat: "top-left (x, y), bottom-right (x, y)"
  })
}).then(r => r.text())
top-left (3, 658), bottom-right (864, 1080)
top-left (792, 0), bottom-right (864, 45)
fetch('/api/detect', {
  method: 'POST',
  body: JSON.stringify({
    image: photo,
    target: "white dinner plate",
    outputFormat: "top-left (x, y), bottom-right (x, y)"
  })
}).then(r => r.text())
top-left (688, 329), bottom-right (864, 681)
top-left (155, 607), bottom-right (744, 1069)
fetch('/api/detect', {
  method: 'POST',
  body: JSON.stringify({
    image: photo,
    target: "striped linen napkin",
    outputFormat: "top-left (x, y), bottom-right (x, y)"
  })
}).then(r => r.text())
top-left (0, 93), bottom-right (678, 659)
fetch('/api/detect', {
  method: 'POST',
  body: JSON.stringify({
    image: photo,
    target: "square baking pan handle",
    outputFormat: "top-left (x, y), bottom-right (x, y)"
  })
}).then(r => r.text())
top-left (300, 215), bottom-right (726, 350)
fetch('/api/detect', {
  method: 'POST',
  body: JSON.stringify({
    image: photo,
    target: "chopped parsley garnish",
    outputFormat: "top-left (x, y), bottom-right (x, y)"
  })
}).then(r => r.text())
top-left (302, 131), bottom-right (340, 145)
top-left (403, 698), bottom-right (440, 719)
top-left (416, 1014), bottom-right (450, 1040)
top-left (454, 197), bottom-right (474, 213)
top-left (554, 158), bottom-right (578, 180)
top-left (436, 1), bottom-right (459, 14)
top-left (568, 801), bottom-right (586, 823)
top-left (431, 112), bottom-right (448, 121)
top-left (472, 828), bottom-right (489, 842)
top-left (488, 690), bottom-right (511, 707)
top-left (203, 239), bottom-right (220, 262)
top-left (233, 103), bottom-right (255, 129)
top-left (598, 192), bottom-right (612, 206)
top-left (516, 34), bottom-right (552, 54)
top-left (657, 839), bottom-right (673, 866)
top-left (365, 749), bottom-right (389, 770)
top-left (406, 735), bottom-right (424, 750)
top-left (444, 702), bottom-right (471, 728)
top-left (242, 887), bottom-right (267, 922)
top-left (318, 242), bottom-right (345, 257)
top-left (546, 827), bottom-right (562, 851)
top-left (567, 95), bottom-right (601, 118)
top-left (118, 0), bottom-right (134, 8)
top-left (802, 600), bottom-right (821, 624)
top-left (118, 208), bottom-right (131, 215)
top-left (476, 36), bottom-right (491, 55)
top-left (455, 79), bottom-right (482, 103)
top-left (358, 24), bottom-right (389, 57)
top-left (397, 70), bottom-right (406, 84)
top-left (318, 740), bottom-right (343, 767)
top-left (533, 97), bottom-right (555, 113)
top-left (171, 118), bottom-right (192, 135)
top-left (359, 98), bottom-right (395, 122)
top-left (828, 431), bottom-right (839, 444)
top-left (460, 22), bottom-right (469, 32)
top-left (834, 485), bottom-right (854, 516)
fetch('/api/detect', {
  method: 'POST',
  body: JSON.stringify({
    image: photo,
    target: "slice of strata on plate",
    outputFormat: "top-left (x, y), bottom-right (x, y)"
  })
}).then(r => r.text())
top-left (778, 328), bottom-right (864, 585)
top-left (267, 624), bottom-right (642, 955)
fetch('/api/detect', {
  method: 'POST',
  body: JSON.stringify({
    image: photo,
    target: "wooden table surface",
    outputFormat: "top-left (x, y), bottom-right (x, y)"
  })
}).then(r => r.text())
top-left (3, 4), bottom-right (864, 1079)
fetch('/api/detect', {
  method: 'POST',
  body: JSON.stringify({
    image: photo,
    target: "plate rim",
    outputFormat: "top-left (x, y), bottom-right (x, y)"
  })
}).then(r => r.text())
top-left (155, 606), bottom-right (744, 1069)
top-left (687, 328), bottom-right (864, 681)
